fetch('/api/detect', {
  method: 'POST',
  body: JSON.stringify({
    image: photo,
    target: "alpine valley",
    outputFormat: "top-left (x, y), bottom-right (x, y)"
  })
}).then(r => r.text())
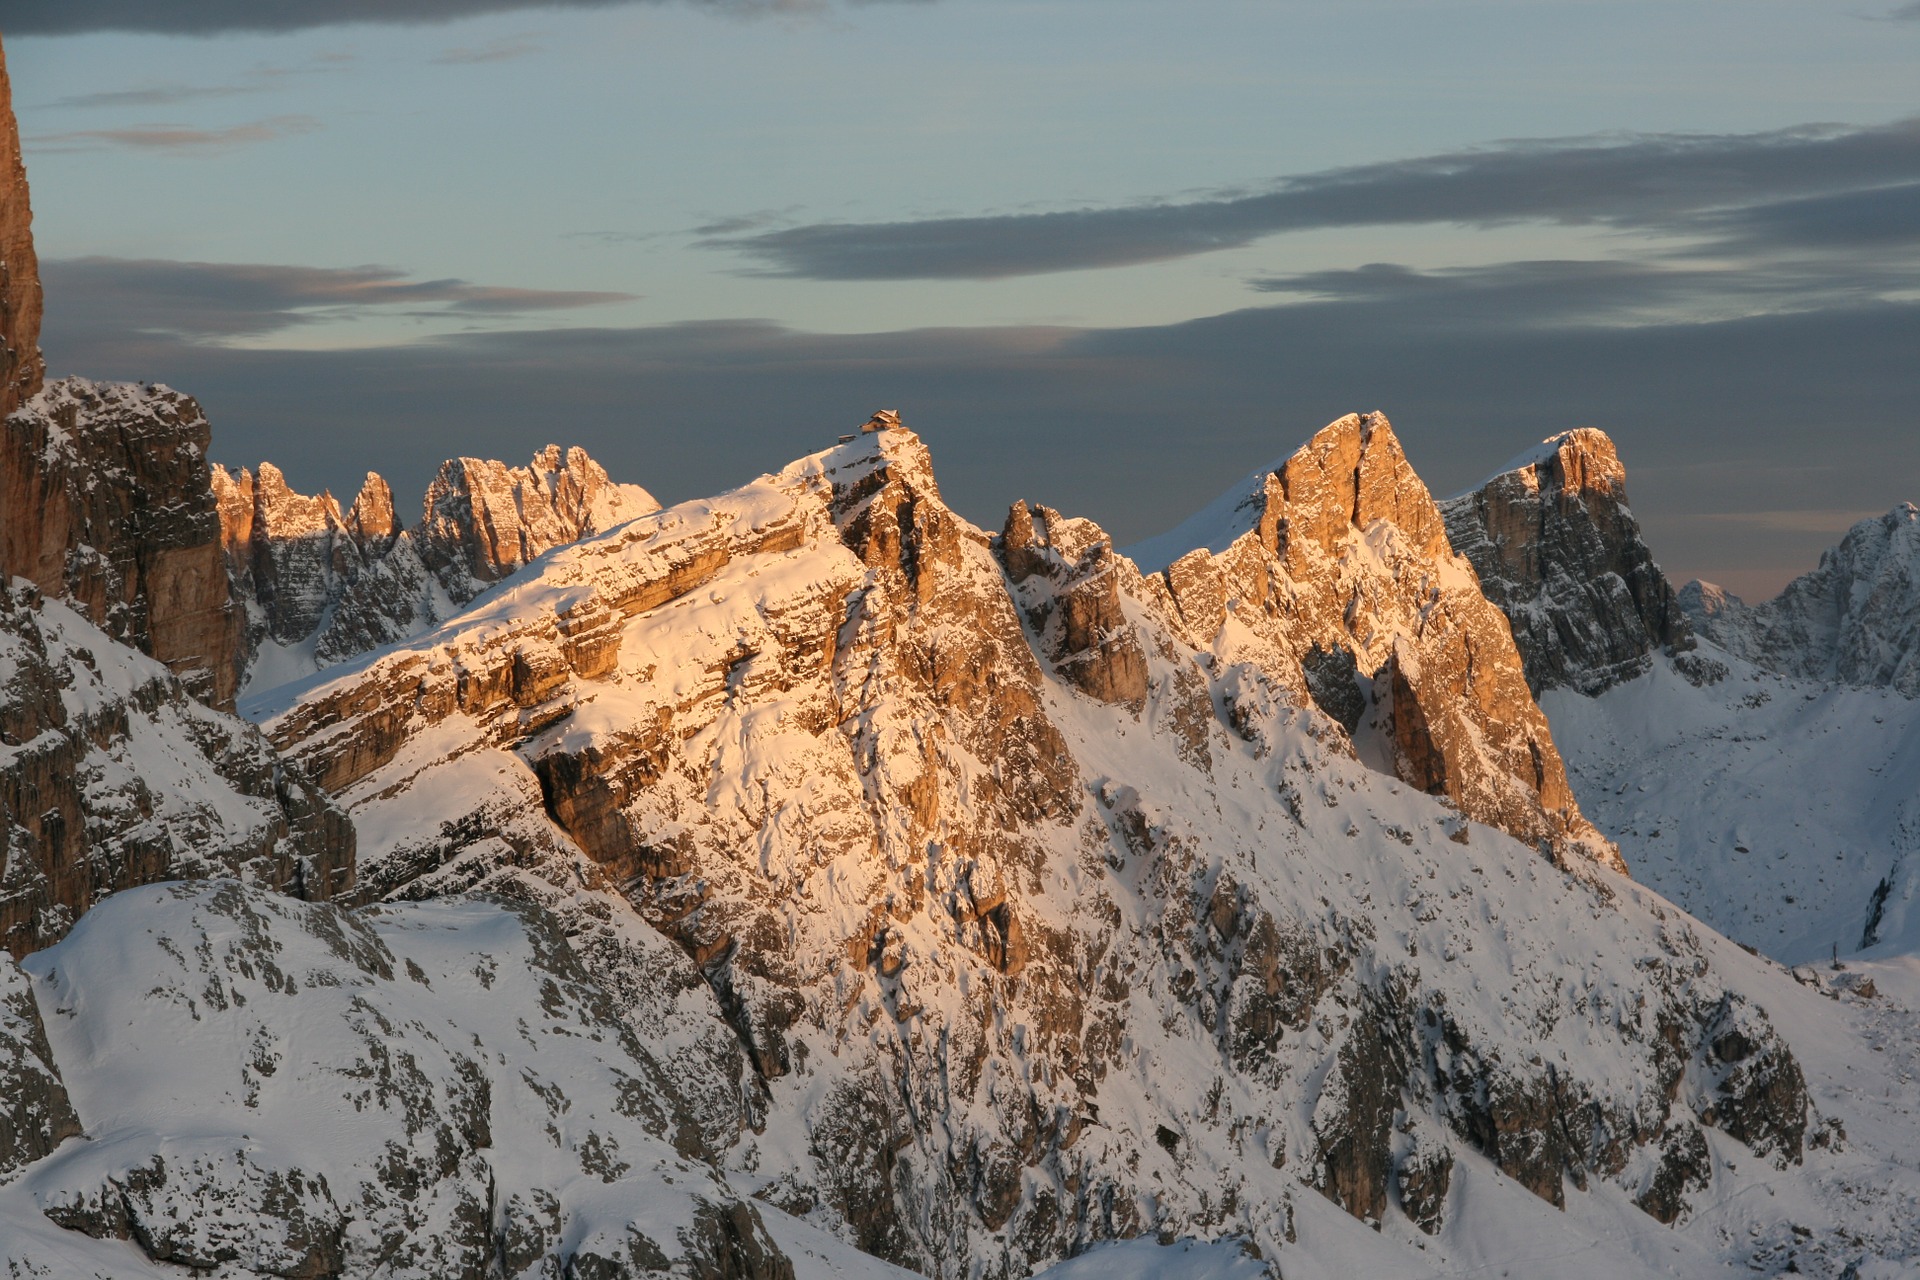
top-left (4, 33), bottom-right (1920, 1280)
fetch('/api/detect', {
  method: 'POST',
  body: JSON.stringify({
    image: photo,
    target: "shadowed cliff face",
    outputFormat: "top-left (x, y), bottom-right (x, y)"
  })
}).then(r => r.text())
top-left (214, 446), bottom-right (659, 691)
top-left (1441, 429), bottom-right (1697, 698)
top-left (0, 39), bottom-right (42, 423)
top-left (1682, 503), bottom-right (1920, 699)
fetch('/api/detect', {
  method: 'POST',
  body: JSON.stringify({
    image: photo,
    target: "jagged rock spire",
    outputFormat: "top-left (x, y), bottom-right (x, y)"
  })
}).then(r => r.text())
top-left (0, 34), bottom-right (45, 420)
top-left (1441, 428), bottom-right (1695, 696)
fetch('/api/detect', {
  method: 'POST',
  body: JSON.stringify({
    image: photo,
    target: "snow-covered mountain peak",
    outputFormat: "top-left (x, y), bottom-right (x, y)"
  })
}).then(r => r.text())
top-left (1682, 501), bottom-right (1920, 697)
top-left (1463, 427), bottom-right (1628, 504)
top-left (1441, 425), bottom-right (1694, 697)
top-left (1126, 410), bottom-right (1436, 574)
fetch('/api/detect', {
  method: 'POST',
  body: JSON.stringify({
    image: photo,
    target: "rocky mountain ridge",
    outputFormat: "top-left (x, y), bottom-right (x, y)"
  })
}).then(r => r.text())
top-left (221, 412), bottom-right (1883, 1276)
top-left (1681, 503), bottom-right (1920, 698)
top-left (215, 445), bottom-right (659, 690)
top-left (0, 582), bottom-right (352, 958)
top-left (1440, 428), bottom-right (1697, 696)
top-left (8, 32), bottom-right (1920, 1271)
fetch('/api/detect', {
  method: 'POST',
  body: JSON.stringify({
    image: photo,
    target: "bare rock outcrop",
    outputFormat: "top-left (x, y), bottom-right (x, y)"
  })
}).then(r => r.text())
top-left (998, 500), bottom-right (1150, 710)
top-left (1682, 502), bottom-right (1920, 697)
top-left (0, 956), bottom-right (78, 1180)
top-left (1440, 428), bottom-right (1694, 695)
top-left (2, 379), bottom-right (243, 710)
top-left (1128, 412), bottom-right (1618, 870)
top-left (415, 444), bottom-right (660, 599)
top-left (0, 38), bottom-right (43, 422)
top-left (0, 583), bottom-right (353, 957)
top-left (219, 445), bottom-right (657, 690)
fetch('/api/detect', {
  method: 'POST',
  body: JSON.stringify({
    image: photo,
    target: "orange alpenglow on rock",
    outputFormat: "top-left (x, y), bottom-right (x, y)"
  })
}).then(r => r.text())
top-left (0, 34), bottom-right (45, 421)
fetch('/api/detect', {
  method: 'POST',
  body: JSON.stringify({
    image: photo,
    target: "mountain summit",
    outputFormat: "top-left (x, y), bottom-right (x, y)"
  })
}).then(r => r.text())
top-left (0, 38), bottom-right (42, 421)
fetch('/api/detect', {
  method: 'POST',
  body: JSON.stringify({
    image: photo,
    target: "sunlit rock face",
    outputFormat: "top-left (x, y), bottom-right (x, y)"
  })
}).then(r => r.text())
top-left (1128, 411), bottom-right (1618, 871)
top-left (216, 445), bottom-right (659, 690)
top-left (221, 411), bottom-right (1840, 1278)
top-left (1440, 428), bottom-right (1695, 697)
top-left (0, 40), bottom-right (43, 423)
top-left (1683, 502), bottom-right (1920, 698)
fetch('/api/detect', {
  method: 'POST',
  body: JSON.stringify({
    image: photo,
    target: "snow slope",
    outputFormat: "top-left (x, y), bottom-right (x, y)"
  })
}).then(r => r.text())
top-left (1546, 648), bottom-right (1920, 966)
top-left (1, 881), bottom-right (788, 1279)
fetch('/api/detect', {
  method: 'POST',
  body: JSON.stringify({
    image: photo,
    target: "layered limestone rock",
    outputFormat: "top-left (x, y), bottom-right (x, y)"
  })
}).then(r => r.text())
top-left (1127, 412), bottom-right (1618, 870)
top-left (1440, 428), bottom-right (1695, 696)
top-left (2, 380), bottom-right (243, 710)
top-left (1682, 503), bottom-right (1920, 697)
top-left (999, 501), bottom-right (1150, 710)
top-left (219, 445), bottom-right (657, 689)
top-left (0, 38), bottom-right (44, 422)
top-left (242, 412), bottom-right (1827, 1274)
top-left (0, 583), bottom-right (353, 957)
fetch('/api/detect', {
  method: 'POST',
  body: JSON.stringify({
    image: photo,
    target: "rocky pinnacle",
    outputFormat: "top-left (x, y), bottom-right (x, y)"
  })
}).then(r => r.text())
top-left (0, 35), bottom-right (44, 421)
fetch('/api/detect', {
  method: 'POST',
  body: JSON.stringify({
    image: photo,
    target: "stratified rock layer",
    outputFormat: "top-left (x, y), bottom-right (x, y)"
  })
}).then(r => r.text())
top-left (1441, 428), bottom-right (1694, 696)
top-left (1682, 503), bottom-right (1920, 697)
top-left (2, 380), bottom-right (242, 709)
top-left (0, 584), bottom-right (353, 957)
top-left (0, 39), bottom-right (43, 422)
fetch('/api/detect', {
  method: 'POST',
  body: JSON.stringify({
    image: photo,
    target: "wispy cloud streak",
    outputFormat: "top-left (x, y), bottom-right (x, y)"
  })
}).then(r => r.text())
top-left (705, 119), bottom-right (1920, 280)
top-left (29, 115), bottom-right (321, 153)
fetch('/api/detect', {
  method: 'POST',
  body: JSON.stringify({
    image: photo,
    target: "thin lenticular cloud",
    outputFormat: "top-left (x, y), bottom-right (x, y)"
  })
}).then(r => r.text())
top-left (5, 0), bottom-right (863, 37)
top-left (43, 84), bottom-right (262, 110)
top-left (42, 257), bottom-right (636, 340)
top-left (28, 115), bottom-right (321, 153)
top-left (705, 119), bottom-right (1920, 280)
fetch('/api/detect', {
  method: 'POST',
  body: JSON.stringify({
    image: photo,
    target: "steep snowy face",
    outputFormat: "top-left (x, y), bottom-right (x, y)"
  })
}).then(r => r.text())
top-left (1682, 503), bottom-right (1920, 697)
top-left (0, 39), bottom-right (42, 422)
top-left (1440, 429), bottom-right (1696, 697)
top-left (1545, 649), bottom-right (1920, 967)
top-left (234, 415), bottom-right (1858, 1274)
top-left (2, 880), bottom-right (794, 1280)
top-left (1, 379), bottom-right (243, 710)
top-left (217, 445), bottom-right (658, 692)
top-left (1125, 412), bottom-right (1617, 871)
top-left (0, 584), bottom-right (352, 957)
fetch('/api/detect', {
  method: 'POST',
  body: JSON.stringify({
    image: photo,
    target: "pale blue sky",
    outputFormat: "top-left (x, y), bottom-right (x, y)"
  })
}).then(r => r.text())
top-left (8, 0), bottom-right (1920, 597)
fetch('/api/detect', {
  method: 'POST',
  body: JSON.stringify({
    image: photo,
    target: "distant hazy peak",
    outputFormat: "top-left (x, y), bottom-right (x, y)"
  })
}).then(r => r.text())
top-left (1683, 502), bottom-right (1920, 697)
